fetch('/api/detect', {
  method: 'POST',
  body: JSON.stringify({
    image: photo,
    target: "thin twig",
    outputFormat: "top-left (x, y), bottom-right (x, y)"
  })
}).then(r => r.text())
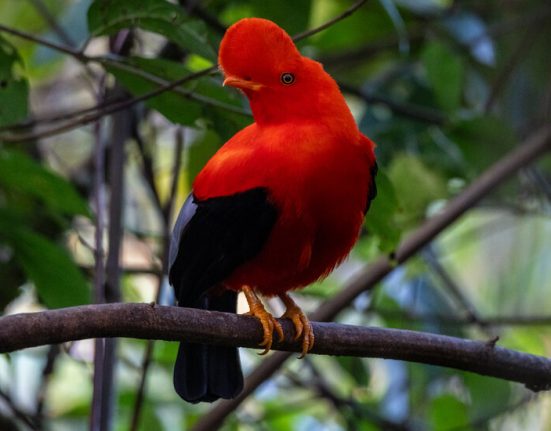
top-left (287, 360), bottom-right (411, 431)
top-left (423, 246), bottom-right (488, 330)
top-left (29, 0), bottom-right (76, 47)
top-left (0, 96), bottom-right (127, 132)
top-left (34, 344), bottom-right (61, 428)
top-left (133, 123), bottom-right (163, 213)
top-left (525, 167), bottom-right (551, 204)
top-left (95, 33), bottom-right (135, 430)
top-left (96, 57), bottom-right (250, 114)
top-left (293, 0), bottom-right (369, 42)
top-left (0, 22), bottom-right (84, 60)
top-left (97, 85), bottom-right (133, 431)
top-left (182, 0), bottom-right (227, 35)
top-left (128, 338), bottom-right (155, 431)
top-left (0, 387), bottom-right (39, 430)
top-left (484, 26), bottom-right (541, 113)
top-left (163, 128), bottom-right (185, 221)
top-left (105, 85), bottom-right (130, 304)
top-left (80, 264), bottom-right (162, 276)
top-left (90, 86), bottom-right (107, 431)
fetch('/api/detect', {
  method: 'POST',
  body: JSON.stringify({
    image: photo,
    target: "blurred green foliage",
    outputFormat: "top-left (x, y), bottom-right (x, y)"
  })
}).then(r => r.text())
top-left (0, 0), bottom-right (550, 430)
top-left (0, 36), bottom-right (28, 127)
top-left (88, 0), bottom-right (217, 60)
top-left (0, 149), bottom-right (90, 309)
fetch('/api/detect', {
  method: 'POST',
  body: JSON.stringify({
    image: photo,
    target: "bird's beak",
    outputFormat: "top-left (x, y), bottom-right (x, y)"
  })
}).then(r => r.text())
top-left (223, 76), bottom-right (263, 91)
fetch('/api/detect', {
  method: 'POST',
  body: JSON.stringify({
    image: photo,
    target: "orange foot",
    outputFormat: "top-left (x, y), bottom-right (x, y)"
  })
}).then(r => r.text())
top-left (243, 286), bottom-right (283, 355)
top-left (279, 293), bottom-right (314, 358)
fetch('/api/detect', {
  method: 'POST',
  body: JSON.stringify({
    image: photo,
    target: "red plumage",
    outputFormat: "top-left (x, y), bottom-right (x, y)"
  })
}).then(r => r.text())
top-left (194, 18), bottom-right (377, 296)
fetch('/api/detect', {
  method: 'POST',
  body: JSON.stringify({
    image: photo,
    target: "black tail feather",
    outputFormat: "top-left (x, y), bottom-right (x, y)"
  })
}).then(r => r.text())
top-left (173, 290), bottom-right (244, 403)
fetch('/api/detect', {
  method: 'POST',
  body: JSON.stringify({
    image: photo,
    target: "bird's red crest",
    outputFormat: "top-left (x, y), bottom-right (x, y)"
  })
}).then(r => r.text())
top-left (219, 18), bottom-right (301, 87)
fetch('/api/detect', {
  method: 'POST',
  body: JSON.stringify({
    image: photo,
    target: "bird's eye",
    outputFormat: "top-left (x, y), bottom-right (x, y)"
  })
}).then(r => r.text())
top-left (280, 73), bottom-right (295, 85)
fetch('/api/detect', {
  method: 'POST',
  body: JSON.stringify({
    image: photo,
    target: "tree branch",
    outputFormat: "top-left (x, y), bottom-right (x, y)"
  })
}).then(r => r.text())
top-left (1, 303), bottom-right (550, 392)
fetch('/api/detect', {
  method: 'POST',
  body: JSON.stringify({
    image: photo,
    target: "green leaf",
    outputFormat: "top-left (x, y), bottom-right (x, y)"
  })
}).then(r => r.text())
top-left (395, 0), bottom-right (452, 14)
top-left (335, 356), bottom-right (370, 385)
top-left (117, 391), bottom-right (164, 431)
top-left (357, 423), bottom-right (378, 431)
top-left (0, 214), bottom-right (89, 308)
top-left (87, 0), bottom-right (216, 61)
top-left (422, 41), bottom-right (464, 111)
top-left (105, 57), bottom-right (244, 126)
top-left (0, 261), bottom-right (23, 310)
top-left (501, 327), bottom-right (548, 357)
top-left (462, 373), bottom-right (511, 421)
top-left (449, 116), bottom-right (516, 172)
top-left (388, 154), bottom-right (447, 226)
top-left (0, 35), bottom-right (29, 126)
top-left (153, 340), bottom-right (179, 366)
top-left (252, 0), bottom-right (311, 35)
top-left (364, 169), bottom-right (402, 252)
top-left (429, 394), bottom-right (471, 431)
top-left (106, 64), bottom-right (202, 126)
top-left (298, 278), bottom-right (338, 299)
top-left (187, 128), bottom-right (221, 184)
top-left (15, 231), bottom-right (89, 308)
top-left (373, 291), bottom-right (412, 330)
top-left (312, 4), bottom-right (391, 54)
top-left (122, 57), bottom-right (241, 108)
top-left (0, 150), bottom-right (89, 216)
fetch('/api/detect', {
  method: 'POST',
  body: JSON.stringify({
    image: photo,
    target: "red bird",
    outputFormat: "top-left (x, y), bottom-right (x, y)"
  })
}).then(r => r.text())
top-left (169, 18), bottom-right (377, 403)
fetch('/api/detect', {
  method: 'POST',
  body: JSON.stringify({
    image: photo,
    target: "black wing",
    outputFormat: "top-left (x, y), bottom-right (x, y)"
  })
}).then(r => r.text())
top-left (169, 187), bottom-right (278, 307)
top-left (169, 187), bottom-right (278, 403)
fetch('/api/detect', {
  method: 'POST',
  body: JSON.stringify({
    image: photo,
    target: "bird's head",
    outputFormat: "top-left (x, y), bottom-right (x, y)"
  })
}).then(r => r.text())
top-left (219, 18), bottom-right (353, 126)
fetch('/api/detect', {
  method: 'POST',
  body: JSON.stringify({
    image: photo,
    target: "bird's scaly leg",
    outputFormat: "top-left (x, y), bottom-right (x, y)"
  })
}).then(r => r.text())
top-left (243, 286), bottom-right (284, 355)
top-left (279, 293), bottom-right (314, 358)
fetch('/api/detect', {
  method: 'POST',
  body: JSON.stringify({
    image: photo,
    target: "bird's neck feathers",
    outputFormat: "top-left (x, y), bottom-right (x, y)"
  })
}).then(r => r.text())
top-left (247, 59), bottom-right (356, 131)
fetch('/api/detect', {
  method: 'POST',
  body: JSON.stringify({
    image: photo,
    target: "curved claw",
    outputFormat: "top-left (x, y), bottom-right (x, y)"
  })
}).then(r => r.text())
top-left (280, 294), bottom-right (315, 358)
top-left (255, 314), bottom-right (283, 355)
top-left (243, 286), bottom-right (283, 355)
